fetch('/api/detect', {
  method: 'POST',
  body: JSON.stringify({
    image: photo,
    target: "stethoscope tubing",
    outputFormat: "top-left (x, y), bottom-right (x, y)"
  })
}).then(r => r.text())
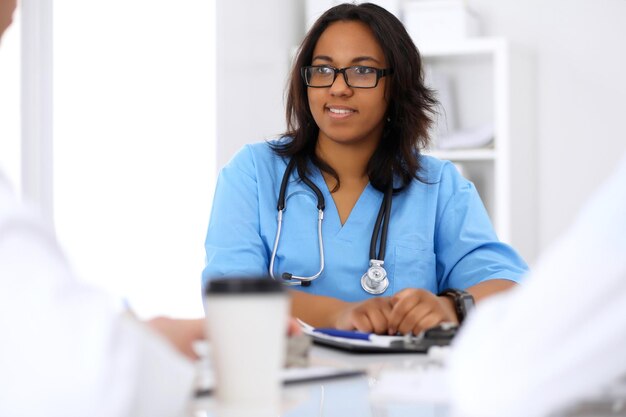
top-left (369, 182), bottom-right (393, 260)
top-left (269, 206), bottom-right (325, 285)
top-left (270, 157), bottom-right (392, 293)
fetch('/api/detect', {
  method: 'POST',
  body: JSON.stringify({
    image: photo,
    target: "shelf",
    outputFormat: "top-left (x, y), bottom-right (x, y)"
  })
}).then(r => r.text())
top-left (410, 37), bottom-right (534, 260)
top-left (424, 148), bottom-right (496, 161)
top-left (420, 37), bottom-right (506, 58)
top-left (417, 37), bottom-right (513, 248)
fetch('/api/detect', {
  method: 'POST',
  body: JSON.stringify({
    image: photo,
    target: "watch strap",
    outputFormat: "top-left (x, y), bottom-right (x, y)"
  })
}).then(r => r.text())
top-left (438, 288), bottom-right (475, 324)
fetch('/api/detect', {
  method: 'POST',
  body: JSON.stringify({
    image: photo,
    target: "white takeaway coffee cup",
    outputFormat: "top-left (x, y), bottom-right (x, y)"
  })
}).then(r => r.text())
top-left (204, 277), bottom-right (288, 409)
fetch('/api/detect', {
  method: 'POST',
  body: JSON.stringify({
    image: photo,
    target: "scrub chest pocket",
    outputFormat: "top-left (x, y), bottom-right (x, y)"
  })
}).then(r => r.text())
top-left (391, 245), bottom-right (438, 294)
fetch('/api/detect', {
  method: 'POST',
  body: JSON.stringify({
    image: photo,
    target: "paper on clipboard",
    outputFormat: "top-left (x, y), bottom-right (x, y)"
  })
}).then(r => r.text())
top-left (298, 320), bottom-right (457, 353)
top-left (298, 320), bottom-right (408, 349)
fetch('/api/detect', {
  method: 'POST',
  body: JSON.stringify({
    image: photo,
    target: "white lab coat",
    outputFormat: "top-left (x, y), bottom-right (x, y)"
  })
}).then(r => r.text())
top-left (0, 171), bottom-right (195, 417)
top-left (449, 154), bottom-right (626, 417)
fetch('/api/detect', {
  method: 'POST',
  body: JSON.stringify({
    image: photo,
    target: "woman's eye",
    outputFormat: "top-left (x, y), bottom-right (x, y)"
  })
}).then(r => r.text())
top-left (354, 66), bottom-right (375, 75)
top-left (316, 67), bottom-right (333, 75)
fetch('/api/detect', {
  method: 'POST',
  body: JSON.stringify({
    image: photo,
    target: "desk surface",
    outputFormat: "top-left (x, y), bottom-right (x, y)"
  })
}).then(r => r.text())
top-left (193, 344), bottom-right (626, 417)
top-left (193, 344), bottom-right (449, 417)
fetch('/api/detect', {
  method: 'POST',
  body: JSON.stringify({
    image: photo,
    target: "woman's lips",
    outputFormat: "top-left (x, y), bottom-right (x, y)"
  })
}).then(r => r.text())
top-left (326, 105), bottom-right (356, 119)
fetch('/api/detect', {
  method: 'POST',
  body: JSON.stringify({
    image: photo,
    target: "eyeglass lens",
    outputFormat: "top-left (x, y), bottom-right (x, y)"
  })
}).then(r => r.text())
top-left (304, 66), bottom-right (379, 88)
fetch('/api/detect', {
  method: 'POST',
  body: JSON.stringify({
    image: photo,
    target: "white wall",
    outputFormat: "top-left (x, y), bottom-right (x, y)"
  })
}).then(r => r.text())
top-left (216, 0), bottom-right (303, 166)
top-left (468, 0), bottom-right (626, 252)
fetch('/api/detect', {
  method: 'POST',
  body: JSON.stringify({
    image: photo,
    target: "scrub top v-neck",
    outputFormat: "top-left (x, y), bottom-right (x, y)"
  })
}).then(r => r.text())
top-left (309, 169), bottom-right (381, 237)
top-left (202, 138), bottom-right (528, 302)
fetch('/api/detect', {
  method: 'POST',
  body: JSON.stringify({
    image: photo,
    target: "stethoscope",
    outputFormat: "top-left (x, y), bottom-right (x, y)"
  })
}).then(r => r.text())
top-left (269, 158), bottom-right (393, 295)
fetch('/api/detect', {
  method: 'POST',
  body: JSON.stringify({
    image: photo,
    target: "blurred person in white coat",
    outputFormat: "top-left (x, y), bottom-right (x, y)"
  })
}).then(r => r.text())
top-left (449, 152), bottom-right (626, 417)
top-left (0, 2), bottom-right (205, 416)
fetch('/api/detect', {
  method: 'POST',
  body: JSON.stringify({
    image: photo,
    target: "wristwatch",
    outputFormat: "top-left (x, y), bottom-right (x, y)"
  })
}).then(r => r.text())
top-left (439, 288), bottom-right (475, 324)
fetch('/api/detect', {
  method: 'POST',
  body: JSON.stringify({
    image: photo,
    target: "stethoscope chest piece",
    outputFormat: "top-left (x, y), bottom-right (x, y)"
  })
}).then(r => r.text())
top-left (361, 259), bottom-right (389, 295)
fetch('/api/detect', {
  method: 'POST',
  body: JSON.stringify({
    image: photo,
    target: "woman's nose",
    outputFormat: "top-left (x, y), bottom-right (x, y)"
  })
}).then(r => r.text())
top-left (328, 71), bottom-right (353, 97)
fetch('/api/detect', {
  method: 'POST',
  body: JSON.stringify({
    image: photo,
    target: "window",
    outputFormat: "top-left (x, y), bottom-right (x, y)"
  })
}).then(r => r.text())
top-left (53, 1), bottom-right (216, 318)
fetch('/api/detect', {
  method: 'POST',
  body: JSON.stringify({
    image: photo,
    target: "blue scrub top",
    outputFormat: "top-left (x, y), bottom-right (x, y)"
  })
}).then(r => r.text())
top-left (202, 139), bottom-right (528, 302)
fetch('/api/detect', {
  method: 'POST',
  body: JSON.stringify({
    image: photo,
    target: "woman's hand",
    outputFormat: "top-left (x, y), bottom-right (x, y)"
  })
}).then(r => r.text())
top-left (147, 317), bottom-right (206, 360)
top-left (334, 297), bottom-right (394, 334)
top-left (388, 288), bottom-right (457, 335)
top-left (147, 317), bottom-right (302, 361)
top-left (287, 317), bottom-right (303, 336)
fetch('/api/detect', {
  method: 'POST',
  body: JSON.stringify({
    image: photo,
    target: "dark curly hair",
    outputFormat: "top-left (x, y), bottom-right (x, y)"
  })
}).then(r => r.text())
top-left (272, 2), bottom-right (437, 192)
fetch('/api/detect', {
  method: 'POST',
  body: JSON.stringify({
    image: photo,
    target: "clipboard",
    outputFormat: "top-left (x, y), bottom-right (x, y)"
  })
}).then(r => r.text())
top-left (299, 320), bottom-right (457, 354)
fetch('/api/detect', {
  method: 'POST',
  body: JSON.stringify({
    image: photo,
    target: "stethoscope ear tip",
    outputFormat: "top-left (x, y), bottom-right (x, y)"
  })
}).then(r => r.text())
top-left (280, 271), bottom-right (312, 287)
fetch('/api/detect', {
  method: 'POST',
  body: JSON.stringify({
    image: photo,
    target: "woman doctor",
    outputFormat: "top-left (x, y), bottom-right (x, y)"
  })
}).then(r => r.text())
top-left (203, 3), bottom-right (528, 335)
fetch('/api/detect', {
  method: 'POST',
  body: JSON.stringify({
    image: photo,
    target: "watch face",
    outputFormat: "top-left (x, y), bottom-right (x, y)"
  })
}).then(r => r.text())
top-left (460, 294), bottom-right (475, 313)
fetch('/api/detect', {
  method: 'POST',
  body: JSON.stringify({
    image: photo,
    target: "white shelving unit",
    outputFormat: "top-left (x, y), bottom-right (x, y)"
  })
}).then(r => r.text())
top-left (420, 37), bottom-right (535, 259)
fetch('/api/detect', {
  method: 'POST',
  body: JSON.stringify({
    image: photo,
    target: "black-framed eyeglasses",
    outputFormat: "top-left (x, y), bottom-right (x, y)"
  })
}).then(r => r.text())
top-left (301, 65), bottom-right (393, 89)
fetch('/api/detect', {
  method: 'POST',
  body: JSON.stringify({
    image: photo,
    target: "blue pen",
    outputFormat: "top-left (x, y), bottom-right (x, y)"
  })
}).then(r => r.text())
top-left (313, 328), bottom-right (373, 340)
top-left (296, 320), bottom-right (407, 347)
top-left (312, 327), bottom-right (411, 348)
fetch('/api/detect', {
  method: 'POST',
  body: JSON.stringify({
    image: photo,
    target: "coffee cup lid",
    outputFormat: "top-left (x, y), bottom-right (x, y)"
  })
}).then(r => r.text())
top-left (204, 277), bottom-right (285, 295)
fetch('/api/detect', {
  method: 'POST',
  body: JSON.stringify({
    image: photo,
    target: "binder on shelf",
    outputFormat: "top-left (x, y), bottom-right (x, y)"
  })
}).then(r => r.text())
top-left (436, 123), bottom-right (495, 150)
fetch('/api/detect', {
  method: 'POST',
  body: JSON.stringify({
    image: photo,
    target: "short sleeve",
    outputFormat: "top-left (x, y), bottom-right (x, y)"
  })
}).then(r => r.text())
top-left (202, 146), bottom-right (270, 288)
top-left (434, 164), bottom-right (528, 291)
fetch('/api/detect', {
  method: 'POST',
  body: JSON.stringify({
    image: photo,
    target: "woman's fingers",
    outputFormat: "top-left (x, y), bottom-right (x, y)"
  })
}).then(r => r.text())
top-left (413, 311), bottom-right (445, 335)
top-left (395, 303), bottom-right (433, 335)
top-left (388, 289), bottom-right (425, 334)
top-left (365, 304), bottom-right (392, 334)
top-left (336, 291), bottom-right (450, 335)
top-left (338, 297), bottom-right (392, 333)
top-left (390, 289), bottom-right (453, 335)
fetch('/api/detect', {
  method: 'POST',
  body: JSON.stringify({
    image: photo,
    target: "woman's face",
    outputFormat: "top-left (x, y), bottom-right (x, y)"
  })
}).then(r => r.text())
top-left (0, 0), bottom-right (17, 41)
top-left (307, 20), bottom-right (389, 148)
